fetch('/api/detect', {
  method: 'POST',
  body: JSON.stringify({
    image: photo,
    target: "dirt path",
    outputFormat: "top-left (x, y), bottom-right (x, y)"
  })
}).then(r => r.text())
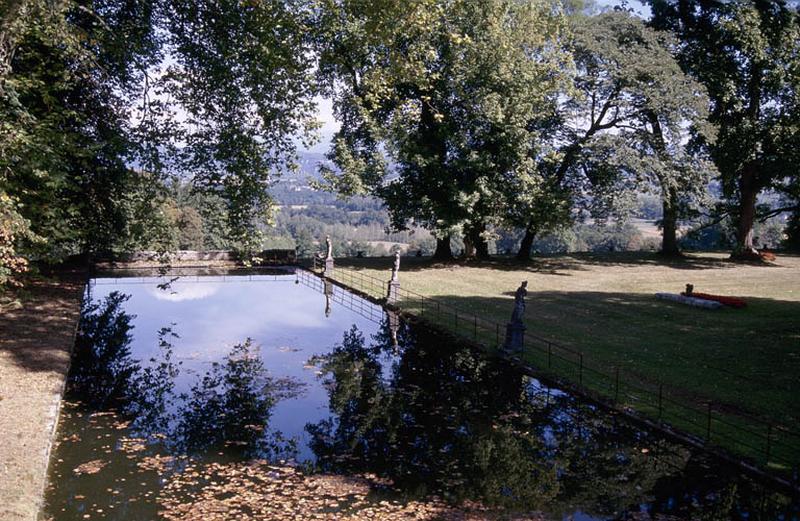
top-left (0, 273), bottom-right (85, 521)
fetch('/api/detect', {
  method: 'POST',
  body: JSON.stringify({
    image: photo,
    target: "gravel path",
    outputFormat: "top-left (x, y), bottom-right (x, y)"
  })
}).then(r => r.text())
top-left (0, 273), bottom-right (85, 521)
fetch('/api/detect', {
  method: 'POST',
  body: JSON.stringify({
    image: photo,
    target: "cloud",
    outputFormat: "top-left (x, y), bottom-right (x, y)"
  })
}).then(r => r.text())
top-left (148, 283), bottom-right (220, 302)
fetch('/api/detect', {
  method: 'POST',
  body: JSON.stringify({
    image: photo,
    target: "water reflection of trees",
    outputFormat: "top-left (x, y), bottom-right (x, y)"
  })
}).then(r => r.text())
top-left (306, 322), bottom-right (560, 508)
top-left (70, 291), bottom-right (139, 407)
top-left (69, 292), bottom-right (302, 460)
top-left (306, 319), bottom-right (795, 518)
top-left (177, 339), bottom-right (302, 459)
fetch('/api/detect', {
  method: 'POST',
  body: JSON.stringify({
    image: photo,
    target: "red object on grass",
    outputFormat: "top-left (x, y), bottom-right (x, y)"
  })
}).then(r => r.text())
top-left (681, 292), bottom-right (747, 309)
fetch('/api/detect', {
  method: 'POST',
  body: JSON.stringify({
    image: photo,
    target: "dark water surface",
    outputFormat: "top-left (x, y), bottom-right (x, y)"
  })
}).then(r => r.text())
top-left (43, 269), bottom-right (798, 520)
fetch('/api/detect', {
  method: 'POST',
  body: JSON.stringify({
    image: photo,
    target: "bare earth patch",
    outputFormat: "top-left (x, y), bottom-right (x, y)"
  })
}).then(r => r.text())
top-left (0, 273), bottom-right (85, 521)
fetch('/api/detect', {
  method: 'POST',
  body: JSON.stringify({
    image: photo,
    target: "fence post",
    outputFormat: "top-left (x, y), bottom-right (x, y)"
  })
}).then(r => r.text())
top-left (765, 424), bottom-right (772, 464)
top-left (658, 384), bottom-right (663, 421)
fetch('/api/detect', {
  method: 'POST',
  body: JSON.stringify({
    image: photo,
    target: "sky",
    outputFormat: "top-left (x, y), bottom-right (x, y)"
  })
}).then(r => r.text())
top-left (301, 0), bottom-right (652, 154)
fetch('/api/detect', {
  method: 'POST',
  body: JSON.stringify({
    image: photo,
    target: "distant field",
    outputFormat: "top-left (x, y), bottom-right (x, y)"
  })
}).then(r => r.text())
top-left (331, 251), bottom-right (800, 463)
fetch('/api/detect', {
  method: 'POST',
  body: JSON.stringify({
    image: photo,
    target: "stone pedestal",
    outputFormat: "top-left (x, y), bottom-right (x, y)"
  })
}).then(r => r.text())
top-left (387, 280), bottom-right (400, 304)
top-left (504, 322), bottom-right (525, 352)
top-left (324, 258), bottom-right (334, 277)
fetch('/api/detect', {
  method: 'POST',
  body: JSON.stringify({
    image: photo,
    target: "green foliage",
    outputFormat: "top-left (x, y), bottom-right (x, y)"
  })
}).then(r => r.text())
top-left (540, 11), bottom-right (716, 254)
top-left (529, 222), bottom-right (650, 254)
top-left (649, 0), bottom-right (800, 255)
top-left (3, 0), bottom-right (797, 276)
top-left (0, 190), bottom-right (35, 286)
top-left (161, 0), bottom-right (318, 256)
top-left (1, 1), bottom-right (152, 262)
top-left (1, 0), bottom-right (317, 282)
top-left (315, 0), bottom-right (570, 243)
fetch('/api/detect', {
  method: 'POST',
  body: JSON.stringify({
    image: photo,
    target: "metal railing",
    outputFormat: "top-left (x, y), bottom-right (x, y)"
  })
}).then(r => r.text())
top-left (306, 257), bottom-right (800, 485)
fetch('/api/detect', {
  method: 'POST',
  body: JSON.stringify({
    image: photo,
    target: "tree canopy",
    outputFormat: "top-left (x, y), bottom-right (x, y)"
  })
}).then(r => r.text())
top-left (315, 0), bottom-right (571, 259)
top-left (648, 0), bottom-right (800, 258)
top-left (2, 0), bottom-right (799, 286)
top-left (1, 0), bottom-right (317, 284)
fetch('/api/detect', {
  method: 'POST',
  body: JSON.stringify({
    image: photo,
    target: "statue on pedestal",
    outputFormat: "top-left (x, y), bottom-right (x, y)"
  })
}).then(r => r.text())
top-left (510, 281), bottom-right (528, 324)
top-left (505, 281), bottom-right (528, 352)
top-left (322, 235), bottom-right (334, 276)
top-left (387, 252), bottom-right (401, 304)
top-left (391, 251), bottom-right (400, 282)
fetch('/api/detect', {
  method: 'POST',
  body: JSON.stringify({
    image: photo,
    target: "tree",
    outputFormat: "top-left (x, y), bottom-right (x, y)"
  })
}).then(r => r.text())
top-left (649, 0), bottom-right (800, 259)
top-left (1, 0), bottom-right (318, 284)
top-left (1, 1), bottom-right (162, 264)
top-left (314, 0), bottom-right (569, 261)
top-left (515, 11), bottom-right (716, 260)
top-left (161, 0), bottom-right (318, 255)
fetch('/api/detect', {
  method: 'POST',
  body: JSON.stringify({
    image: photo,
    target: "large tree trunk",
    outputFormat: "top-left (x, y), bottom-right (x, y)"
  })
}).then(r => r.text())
top-left (785, 211), bottom-right (800, 252)
top-left (464, 224), bottom-right (490, 260)
top-left (660, 188), bottom-right (681, 256)
top-left (462, 235), bottom-right (475, 259)
top-left (730, 62), bottom-right (764, 261)
top-left (516, 226), bottom-right (536, 261)
top-left (475, 235), bottom-right (490, 259)
top-left (731, 166), bottom-right (760, 260)
top-left (645, 111), bottom-right (682, 257)
top-left (432, 235), bottom-right (453, 261)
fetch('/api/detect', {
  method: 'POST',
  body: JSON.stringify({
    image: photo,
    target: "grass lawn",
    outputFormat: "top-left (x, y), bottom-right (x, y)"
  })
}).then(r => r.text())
top-left (324, 251), bottom-right (800, 469)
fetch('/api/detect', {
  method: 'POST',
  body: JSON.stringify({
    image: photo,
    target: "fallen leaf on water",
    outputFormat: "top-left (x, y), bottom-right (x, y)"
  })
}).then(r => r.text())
top-left (73, 460), bottom-right (107, 475)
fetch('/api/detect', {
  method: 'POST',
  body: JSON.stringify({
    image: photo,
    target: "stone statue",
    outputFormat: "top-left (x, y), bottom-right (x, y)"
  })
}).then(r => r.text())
top-left (325, 235), bottom-right (333, 260)
top-left (510, 281), bottom-right (528, 324)
top-left (387, 252), bottom-right (401, 303)
top-left (391, 251), bottom-right (400, 282)
top-left (504, 281), bottom-right (528, 352)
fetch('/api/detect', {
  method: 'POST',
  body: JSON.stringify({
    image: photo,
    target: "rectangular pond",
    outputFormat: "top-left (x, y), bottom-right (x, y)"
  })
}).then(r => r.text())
top-left (44, 268), bottom-right (798, 520)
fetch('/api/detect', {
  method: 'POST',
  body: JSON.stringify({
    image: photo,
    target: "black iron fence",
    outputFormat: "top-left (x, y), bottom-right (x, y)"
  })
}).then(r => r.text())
top-left (306, 257), bottom-right (800, 485)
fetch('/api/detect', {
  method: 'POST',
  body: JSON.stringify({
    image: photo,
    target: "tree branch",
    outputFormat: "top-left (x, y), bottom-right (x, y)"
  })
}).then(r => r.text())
top-left (757, 205), bottom-right (799, 222)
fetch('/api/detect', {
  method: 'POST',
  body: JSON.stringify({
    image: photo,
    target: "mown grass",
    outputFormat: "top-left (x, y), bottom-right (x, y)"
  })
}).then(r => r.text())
top-left (319, 251), bottom-right (800, 470)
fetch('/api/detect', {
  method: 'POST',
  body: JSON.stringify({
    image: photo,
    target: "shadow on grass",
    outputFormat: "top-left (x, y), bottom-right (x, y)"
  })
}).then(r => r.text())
top-left (401, 290), bottom-right (800, 427)
top-left (335, 250), bottom-right (800, 276)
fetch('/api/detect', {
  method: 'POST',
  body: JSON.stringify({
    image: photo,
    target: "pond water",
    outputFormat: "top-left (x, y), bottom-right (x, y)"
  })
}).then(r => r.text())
top-left (44, 269), bottom-right (798, 520)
